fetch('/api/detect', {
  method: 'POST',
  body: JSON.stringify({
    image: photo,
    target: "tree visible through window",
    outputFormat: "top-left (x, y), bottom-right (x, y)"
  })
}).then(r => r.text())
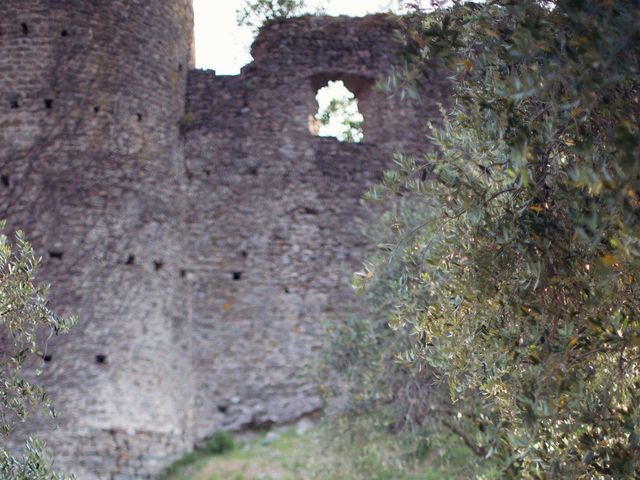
top-left (315, 80), bottom-right (364, 143)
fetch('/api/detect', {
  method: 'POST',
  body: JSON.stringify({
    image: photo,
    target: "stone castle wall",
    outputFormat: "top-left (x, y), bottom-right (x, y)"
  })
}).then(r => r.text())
top-left (0, 5), bottom-right (446, 479)
top-left (183, 14), bottom-right (445, 440)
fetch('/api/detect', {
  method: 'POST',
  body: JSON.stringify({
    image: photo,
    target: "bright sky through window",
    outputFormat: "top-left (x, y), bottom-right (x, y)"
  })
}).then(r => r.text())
top-left (315, 81), bottom-right (364, 143)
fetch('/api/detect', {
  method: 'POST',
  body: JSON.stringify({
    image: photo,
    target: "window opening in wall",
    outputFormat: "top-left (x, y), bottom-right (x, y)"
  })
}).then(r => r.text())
top-left (95, 354), bottom-right (107, 364)
top-left (313, 80), bottom-right (364, 143)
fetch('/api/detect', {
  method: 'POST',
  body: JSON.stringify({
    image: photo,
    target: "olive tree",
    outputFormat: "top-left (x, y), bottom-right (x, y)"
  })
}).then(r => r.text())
top-left (0, 225), bottom-right (75, 479)
top-left (328, 1), bottom-right (640, 477)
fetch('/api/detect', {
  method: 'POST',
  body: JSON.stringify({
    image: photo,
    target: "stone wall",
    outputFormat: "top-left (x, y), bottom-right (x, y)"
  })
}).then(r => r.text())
top-left (0, 6), bottom-right (447, 479)
top-left (183, 14), bottom-right (446, 440)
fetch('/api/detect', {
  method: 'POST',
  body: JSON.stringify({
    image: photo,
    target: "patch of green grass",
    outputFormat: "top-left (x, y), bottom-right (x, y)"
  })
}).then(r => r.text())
top-left (160, 452), bottom-right (206, 480)
top-left (162, 427), bottom-right (498, 480)
top-left (160, 431), bottom-right (236, 480)
top-left (161, 429), bottom-right (319, 480)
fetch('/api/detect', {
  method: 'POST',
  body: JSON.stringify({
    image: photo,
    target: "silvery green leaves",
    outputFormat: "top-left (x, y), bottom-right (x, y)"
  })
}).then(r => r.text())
top-left (0, 225), bottom-right (75, 478)
top-left (0, 438), bottom-right (73, 480)
top-left (341, 1), bottom-right (640, 477)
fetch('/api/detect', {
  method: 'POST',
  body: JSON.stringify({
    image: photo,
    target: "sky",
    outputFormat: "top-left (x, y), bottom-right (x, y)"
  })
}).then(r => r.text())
top-left (193, 0), bottom-right (404, 74)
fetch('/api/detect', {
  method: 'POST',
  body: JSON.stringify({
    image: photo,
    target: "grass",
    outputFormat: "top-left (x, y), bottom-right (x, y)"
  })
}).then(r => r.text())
top-left (161, 429), bottom-right (315, 480)
top-left (161, 427), bottom-right (498, 480)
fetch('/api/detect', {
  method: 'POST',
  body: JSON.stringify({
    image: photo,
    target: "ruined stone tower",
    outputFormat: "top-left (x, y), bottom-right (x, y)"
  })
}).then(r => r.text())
top-left (0, 2), bottom-right (446, 478)
top-left (0, 1), bottom-right (195, 477)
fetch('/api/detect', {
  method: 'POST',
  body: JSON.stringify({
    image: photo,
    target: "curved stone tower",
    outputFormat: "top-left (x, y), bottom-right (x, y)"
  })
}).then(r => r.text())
top-left (0, 1), bottom-right (194, 478)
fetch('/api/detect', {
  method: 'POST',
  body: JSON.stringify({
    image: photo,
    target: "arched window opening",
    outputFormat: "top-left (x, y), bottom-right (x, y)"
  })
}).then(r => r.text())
top-left (313, 80), bottom-right (364, 143)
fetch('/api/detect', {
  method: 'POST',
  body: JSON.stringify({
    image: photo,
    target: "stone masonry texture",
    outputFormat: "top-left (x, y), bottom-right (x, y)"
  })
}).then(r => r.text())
top-left (0, 3), bottom-right (447, 478)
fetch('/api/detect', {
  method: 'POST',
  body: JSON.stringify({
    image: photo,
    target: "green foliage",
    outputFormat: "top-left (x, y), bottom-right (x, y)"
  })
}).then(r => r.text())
top-left (319, 204), bottom-right (496, 479)
top-left (204, 430), bottom-right (235, 455)
top-left (0, 224), bottom-right (75, 478)
top-left (0, 438), bottom-right (69, 480)
top-left (178, 112), bottom-right (197, 136)
top-left (237, 0), bottom-right (307, 29)
top-left (331, 1), bottom-right (640, 478)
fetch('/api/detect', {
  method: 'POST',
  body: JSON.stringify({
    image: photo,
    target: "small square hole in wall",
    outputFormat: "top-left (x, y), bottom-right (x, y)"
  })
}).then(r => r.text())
top-left (21, 23), bottom-right (29, 35)
top-left (136, 113), bottom-right (143, 122)
top-left (44, 99), bottom-right (53, 109)
top-left (1, 175), bottom-right (9, 188)
top-left (154, 260), bottom-right (164, 271)
top-left (61, 29), bottom-right (69, 37)
top-left (95, 354), bottom-right (107, 364)
top-left (125, 255), bottom-right (135, 265)
top-left (301, 206), bottom-right (319, 215)
top-left (9, 98), bottom-right (19, 109)
top-left (232, 271), bottom-right (242, 281)
top-left (43, 354), bottom-right (52, 363)
top-left (217, 405), bottom-right (228, 413)
top-left (93, 106), bottom-right (100, 114)
top-left (49, 251), bottom-right (63, 260)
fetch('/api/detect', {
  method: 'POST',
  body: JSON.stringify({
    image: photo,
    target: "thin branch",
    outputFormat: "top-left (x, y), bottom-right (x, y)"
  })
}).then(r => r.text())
top-left (441, 419), bottom-right (487, 457)
top-left (483, 187), bottom-right (518, 206)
